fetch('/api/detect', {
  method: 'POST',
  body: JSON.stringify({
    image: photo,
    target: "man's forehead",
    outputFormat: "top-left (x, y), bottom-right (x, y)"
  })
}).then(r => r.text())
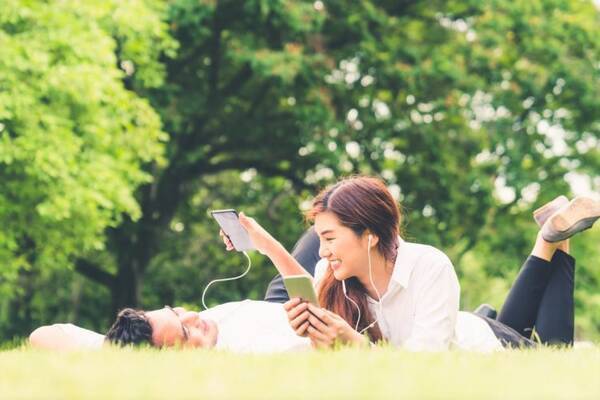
top-left (147, 308), bottom-right (182, 345)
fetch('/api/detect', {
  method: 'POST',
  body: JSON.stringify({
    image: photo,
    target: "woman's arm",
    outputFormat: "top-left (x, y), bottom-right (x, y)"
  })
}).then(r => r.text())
top-left (237, 213), bottom-right (313, 279)
top-left (264, 227), bottom-right (321, 302)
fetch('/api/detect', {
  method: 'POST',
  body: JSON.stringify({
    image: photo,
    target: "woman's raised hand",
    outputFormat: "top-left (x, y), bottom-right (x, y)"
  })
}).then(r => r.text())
top-left (222, 212), bottom-right (307, 278)
top-left (237, 212), bottom-right (277, 255)
top-left (218, 212), bottom-right (277, 255)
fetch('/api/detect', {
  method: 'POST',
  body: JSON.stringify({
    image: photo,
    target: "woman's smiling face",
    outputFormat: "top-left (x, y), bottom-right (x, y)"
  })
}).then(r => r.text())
top-left (314, 211), bottom-right (370, 281)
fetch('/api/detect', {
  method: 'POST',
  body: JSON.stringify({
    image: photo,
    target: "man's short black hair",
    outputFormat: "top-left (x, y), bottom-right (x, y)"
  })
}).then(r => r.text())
top-left (105, 308), bottom-right (153, 346)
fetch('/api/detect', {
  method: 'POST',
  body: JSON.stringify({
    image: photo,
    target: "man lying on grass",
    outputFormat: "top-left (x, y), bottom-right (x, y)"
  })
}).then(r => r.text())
top-left (30, 300), bottom-right (311, 352)
top-left (29, 193), bottom-right (600, 352)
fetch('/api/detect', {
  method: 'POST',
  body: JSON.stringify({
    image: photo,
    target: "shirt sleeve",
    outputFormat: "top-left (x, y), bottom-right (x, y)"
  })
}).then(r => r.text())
top-left (53, 323), bottom-right (105, 349)
top-left (402, 260), bottom-right (460, 351)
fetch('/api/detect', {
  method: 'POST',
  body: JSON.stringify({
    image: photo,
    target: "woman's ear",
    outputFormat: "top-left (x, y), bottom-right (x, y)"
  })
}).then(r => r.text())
top-left (365, 231), bottom-right (379, 248)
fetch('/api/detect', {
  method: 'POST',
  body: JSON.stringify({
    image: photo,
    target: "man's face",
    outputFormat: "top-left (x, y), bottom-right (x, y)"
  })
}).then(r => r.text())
top-left (145, 306), bottom-right (218, 349)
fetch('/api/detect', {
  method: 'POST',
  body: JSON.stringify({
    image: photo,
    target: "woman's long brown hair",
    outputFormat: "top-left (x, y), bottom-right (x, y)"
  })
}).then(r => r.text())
top-left (306, 176), bottom-right (401, 342)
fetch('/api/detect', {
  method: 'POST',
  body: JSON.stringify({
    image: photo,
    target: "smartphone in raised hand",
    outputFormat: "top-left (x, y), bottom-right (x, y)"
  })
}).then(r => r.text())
top-left (211, 209), bottom-right (255, 252)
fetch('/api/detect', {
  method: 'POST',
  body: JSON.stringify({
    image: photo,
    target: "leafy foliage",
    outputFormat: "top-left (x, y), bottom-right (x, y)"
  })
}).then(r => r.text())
top-left (0, 0), bottom-right (172, 336)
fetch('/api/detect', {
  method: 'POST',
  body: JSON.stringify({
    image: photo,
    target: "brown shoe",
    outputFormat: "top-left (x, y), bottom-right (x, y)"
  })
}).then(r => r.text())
top-left (541, 196), bottom-right (600, 242)
top-left (533, 195), bottom-right (569, 227)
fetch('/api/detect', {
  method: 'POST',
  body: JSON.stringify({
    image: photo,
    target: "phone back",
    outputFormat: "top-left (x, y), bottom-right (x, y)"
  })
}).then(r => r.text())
top-left (283, 275), bottom-right (319, 306)
top-left (211, 210), bottom-right (255, 252)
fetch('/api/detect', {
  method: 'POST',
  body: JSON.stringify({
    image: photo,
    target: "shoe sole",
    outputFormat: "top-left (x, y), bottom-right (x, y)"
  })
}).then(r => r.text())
top-left (533, 195), bottom-right (569, 227)
top-left (542, 197), bottom-right (600, 242)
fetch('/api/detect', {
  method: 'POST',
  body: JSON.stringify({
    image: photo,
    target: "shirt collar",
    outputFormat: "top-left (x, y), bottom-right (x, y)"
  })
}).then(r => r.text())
top-left (390, 237), bottom-right (414, 289)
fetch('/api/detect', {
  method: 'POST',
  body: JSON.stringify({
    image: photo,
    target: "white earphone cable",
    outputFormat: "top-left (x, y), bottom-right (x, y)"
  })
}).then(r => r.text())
top-left (342, 234), bottom-right (384, 335)
top-left (342, 279), bottom-right (361, 331)
top-left (201, 251), bottom-right (252, 310)
top-left (359, 234), bottom-right (383, 335)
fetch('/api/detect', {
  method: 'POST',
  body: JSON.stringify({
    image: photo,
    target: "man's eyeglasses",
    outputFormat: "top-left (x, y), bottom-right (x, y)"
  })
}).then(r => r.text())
top-left (164, 305), bottom-right (189, 343)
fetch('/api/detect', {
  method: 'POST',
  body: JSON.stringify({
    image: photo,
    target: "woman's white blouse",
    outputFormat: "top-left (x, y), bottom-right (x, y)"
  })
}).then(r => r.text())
top-left (314, 238), bottom-right (501, 351)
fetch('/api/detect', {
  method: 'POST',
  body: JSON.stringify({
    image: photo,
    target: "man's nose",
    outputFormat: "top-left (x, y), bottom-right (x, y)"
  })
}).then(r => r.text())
top-left (181, 311), bottom-right (199, 324)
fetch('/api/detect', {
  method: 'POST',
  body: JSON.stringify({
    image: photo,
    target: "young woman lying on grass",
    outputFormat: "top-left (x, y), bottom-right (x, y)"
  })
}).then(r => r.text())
top-left (29, 177), bottom-right (599, 352)
top-left (225, 177), bottom-right (598, 350)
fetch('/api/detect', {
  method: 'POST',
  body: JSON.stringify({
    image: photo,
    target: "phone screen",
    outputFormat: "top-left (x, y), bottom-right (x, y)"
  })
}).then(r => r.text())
top-left (211, 210), bottom-right (255, 252)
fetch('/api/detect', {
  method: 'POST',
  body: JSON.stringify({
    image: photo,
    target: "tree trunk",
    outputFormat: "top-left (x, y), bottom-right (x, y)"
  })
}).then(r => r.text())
top-left (111, 260), bottom-right (142, 314)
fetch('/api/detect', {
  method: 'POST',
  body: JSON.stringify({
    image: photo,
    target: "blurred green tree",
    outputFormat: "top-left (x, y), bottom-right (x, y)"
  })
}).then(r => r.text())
top-left (0, 0), bottom-right (174, 337)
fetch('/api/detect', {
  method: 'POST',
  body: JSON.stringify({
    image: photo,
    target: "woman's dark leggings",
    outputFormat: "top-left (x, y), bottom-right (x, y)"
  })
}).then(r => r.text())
top-left (496, 250), bottom-right (575, 346)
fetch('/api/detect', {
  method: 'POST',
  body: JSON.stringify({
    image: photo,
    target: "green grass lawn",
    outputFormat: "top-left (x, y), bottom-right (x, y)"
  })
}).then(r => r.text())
top-left (1, 346), bottom-right (599, 399)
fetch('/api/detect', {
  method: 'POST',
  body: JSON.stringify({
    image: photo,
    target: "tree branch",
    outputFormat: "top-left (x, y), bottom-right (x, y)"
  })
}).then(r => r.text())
top-left (75, 259), bottom-right (116, 289)
top-left (184, 63), bottom-right (256, 151)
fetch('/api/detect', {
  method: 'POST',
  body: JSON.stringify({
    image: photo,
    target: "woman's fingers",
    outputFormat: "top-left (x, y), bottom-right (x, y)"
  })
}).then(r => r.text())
top-left (237, 212), bottom-right (273, 255)
top-left (290, 310), bottom-right (310, 330)
top-left (284, 300), bottom-right (333, 340)
top-left (283, 297), bottom-right (301, 312)
top-left (292, 315), bottom-right (310, 338)
top-left (219, 230), bottom-right (234, 251)
top-left (285, 300), bottom-right (311, 334)
top-left (323, 308), bottom-right (346, 323)
top-left (284, 300), bottom-right (309, 336)
top-left (296, 321), bottom-right (310, 337)
top-left (238, 212), bottom-right (255, 231)
top-left (285, 300), bottom-right (308, 320)
top-left (307, 304), bottom-right (334, 325)
top-left (307, 325), bottom-right (328, 341)
top-left (307, 326), bottom-right (331, 347)
top-left (307, 313), bottom-right (329, 333)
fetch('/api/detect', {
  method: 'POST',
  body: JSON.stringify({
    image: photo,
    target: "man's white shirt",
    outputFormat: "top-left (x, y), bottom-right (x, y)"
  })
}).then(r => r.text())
top-left (200, 300), bottom-right (310, 352)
